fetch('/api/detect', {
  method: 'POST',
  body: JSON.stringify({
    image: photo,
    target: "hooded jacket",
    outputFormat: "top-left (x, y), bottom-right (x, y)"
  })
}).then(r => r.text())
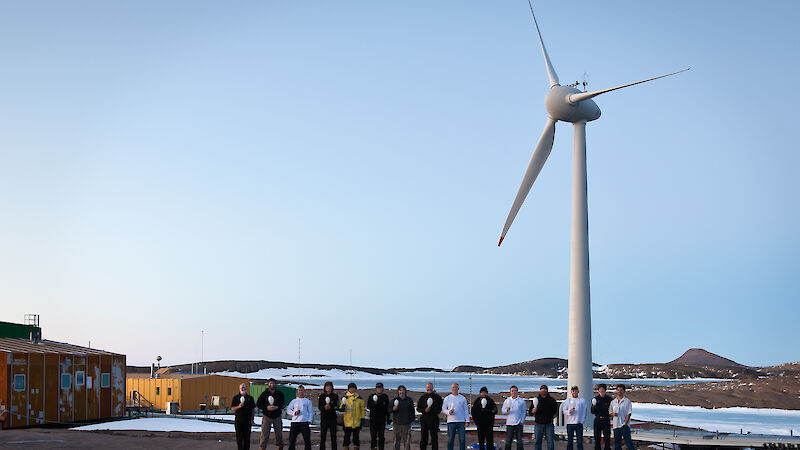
top-left (471, 396), bottom-right (497, 426)
top-left (392, 396), bottom-right (416, 425)
top-left (340, 391), bottom-right (366, 428)
top-left (367, 392), bottom-right (391, 424)
top-left (318, 391), bottom-right (340, 421)
top-left (416, 391), bottom-right (443, 423)
top-left (256, 388), bottom-right (286, 419)
top-left (529, 394), bottom-right (558, 425)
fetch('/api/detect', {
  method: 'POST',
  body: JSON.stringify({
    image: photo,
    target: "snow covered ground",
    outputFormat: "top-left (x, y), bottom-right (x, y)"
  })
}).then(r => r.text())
top-left (73, 417), bottom-right (238, 432)
top-left (71, 407), bottom-right (800, 436)
top-left (632, 403), bottom-right (800, 436)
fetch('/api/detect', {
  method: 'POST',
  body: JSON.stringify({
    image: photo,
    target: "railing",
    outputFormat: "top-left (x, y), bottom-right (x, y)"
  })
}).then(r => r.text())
top-left (127, 391), bottom-right (155, 417)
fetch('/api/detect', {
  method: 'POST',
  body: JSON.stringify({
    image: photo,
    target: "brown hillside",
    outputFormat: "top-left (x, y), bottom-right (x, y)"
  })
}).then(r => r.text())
top-left (668, 348), bottom-right (744, 367)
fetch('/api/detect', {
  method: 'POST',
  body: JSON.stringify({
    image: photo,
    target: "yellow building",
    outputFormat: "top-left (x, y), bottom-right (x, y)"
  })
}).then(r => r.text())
top-left (126, 373), bottom-right (249, 411)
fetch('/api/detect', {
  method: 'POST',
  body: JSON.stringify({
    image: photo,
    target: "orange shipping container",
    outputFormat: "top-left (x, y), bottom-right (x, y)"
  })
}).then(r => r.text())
top-left (0, 338), bottom-right (126, 429)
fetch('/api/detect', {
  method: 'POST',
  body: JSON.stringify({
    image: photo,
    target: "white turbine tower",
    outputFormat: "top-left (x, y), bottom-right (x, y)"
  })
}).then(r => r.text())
top-left (498, 1), bottom-right (687, 421)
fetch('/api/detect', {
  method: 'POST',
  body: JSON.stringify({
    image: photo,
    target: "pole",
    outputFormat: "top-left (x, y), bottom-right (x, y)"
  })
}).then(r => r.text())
top-left (568, 121), bottom-right (594, 426)
top-left (201, 330), bottom-right (204, 373)
top-left (469, 374), bottom-right (472, 412)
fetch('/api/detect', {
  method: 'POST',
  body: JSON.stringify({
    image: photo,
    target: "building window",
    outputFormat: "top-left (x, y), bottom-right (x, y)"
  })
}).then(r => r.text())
top-left (76, 371), bottom-right (85, 387)
top-left (101, 373), bottom-right (110, 388)
top-left (61, 373), bottom-right (72, 389)
top-left (13, 374), bottom-right (25, 391)
top-left (167, 387), bottom-right (172, 396)
top-left (156, 386), bottom-right (160, 395)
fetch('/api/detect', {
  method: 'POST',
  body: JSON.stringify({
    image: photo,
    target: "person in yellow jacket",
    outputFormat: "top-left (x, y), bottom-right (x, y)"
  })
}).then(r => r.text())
top-left (340, 382), bottom-right (366, 450)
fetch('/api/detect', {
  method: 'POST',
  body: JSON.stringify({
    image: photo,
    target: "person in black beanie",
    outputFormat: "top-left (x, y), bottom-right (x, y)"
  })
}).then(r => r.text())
top-left (471, 387), bottom-right (497, 450)
top-left (591, 384), bottom-right (613, 450)
top-left (367, 382), bottom-right (391, 450)
top-left (416, 382), bottom-right (443, 450)
top-left (319, 381), bottom-right (340, 450)
top-left (529, 385), bottom-right (557, 450)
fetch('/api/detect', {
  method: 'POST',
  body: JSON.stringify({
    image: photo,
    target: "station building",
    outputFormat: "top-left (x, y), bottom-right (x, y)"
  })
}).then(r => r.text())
top-left (126, 373), bottom-right (250, 412)
top-left (0, 326), bottom-right (126, 428)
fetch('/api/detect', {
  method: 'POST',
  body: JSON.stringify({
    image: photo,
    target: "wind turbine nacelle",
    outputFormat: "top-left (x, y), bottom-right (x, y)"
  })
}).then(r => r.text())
top-left (545, 86), bottom-right (601, 123)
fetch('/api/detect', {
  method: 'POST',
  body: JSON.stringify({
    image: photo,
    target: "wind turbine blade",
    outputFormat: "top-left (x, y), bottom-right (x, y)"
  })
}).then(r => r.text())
top-left (499, 117), bottom-right (557, 246)
top-left (568, 68), bottom-right (689, 103)
top-left (527, 0), bottom-right (559, 88)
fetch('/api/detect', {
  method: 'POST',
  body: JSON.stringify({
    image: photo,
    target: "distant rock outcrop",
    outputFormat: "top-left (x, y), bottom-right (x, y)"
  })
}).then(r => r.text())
top-left (454, 358), bottom-right (568, 377)
top-left (667, 348), bottom-right (744, 367)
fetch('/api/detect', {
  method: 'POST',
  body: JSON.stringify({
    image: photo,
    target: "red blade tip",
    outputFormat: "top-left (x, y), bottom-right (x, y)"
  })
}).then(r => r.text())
top-left (498, 236), bottom-right (504, 246)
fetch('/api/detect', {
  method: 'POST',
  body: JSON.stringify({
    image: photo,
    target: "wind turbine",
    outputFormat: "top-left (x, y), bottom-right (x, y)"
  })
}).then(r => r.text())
top-left (498, 1), bottom-right (687, 420)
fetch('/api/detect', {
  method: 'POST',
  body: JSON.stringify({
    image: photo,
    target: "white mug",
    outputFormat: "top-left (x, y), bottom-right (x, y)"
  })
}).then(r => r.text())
top-left (394, 399), bottom-right (399, 407)
top-left (592, 398), bottom-right (597, 406)
top-left (373, 395), bottom-right (378, 402)
top-left (533, 398), bottom-right (539, 408)
top-left (426, 398), bottom-right (433, 407)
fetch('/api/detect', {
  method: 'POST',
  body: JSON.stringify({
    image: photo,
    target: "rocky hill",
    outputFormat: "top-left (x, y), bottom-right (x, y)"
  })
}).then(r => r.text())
top-left (667, 348), bottom-right (744, 367)
top-left (453, 358), bottom-right (569, 377)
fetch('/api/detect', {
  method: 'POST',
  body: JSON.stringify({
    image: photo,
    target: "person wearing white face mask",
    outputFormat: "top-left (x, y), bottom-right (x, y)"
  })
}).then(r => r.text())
top-left (561, 386), bottom-right (587, 450)
top-left (442, 383), bottom-right (469, 450)
top-left (471, 387), bottom-right (497, 450)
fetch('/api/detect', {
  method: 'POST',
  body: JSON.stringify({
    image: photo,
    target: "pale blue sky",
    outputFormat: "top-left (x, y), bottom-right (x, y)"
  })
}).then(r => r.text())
top-left (0, 1), bottom-right (797, 368)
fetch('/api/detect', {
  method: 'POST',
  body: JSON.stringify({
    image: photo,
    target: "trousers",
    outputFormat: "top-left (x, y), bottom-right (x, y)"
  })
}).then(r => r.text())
top-left (534, 423), bottom-right (554, 450)
top-left (505, 424), bottom-right (523, 450)
top-left (593, 419), bottom-right (611, 450)
top-left (371, 420), bottom-right (387, 449)
top-left (344, 426), bottom-right (362, 447)
top-left (261, 415), bottom-right (284, 449)
top-left (566, 424), bottom-right (584, 450)
top-left (419, 417), bottom-right (439, 450)
top-left (613, 425), bottom-right (635, 450)
top-left (236, 419), bottom-right (253, 450)
top-left (446, 422), bottom-right (466, 450)
top-left (321, 418), bottom-right (338, 450)
top-left (289, 422), bottom-right (312, 450)
top-left (477, 423), bottom-right (494, 450)
top-left (394, 423), bottom-right (411, 450)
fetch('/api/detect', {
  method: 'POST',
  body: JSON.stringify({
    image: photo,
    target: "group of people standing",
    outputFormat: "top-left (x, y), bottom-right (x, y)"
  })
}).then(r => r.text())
top-left (230, 379), bottom-right (636, 450)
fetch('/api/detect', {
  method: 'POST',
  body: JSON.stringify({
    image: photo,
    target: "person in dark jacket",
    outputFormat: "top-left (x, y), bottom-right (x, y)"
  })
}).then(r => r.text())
top-left (392, 385), bottom-right (415, 450)
top-left (591, 384), bottom-right (613, 450)
top-left (368, 382), bottom-right (391, 450)
top-left (416, 382), bottom-right (443, 450)
top-left (529, 385), bottom-right (557, 450)
top-left (319, 381), bottom-right (340, 450)
top-left (257, 378), bottom-right (286, 450)
top-left (471, 387), bottom-right (497, 450)
top-left (233, 383), bottom-right (256, 450)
